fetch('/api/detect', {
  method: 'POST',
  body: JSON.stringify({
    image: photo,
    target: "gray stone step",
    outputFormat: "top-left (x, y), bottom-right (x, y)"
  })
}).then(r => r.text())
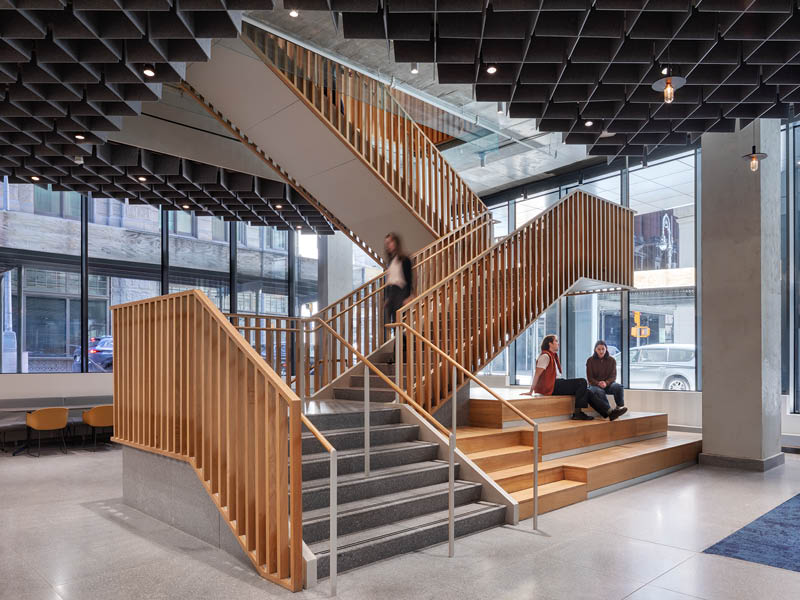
top-left (302, 423), bottom-right (420, 454)
top-left (333, 386), bottom-right (396, 403)
top-left (311, 501), bottom-right (506, 579)
top-left (302, 480), bottom-right (482, 544)
top-left (302, 440), bottom-right (439, 480)
top-left (349, 374), bottom-right (400, 389)
top-left (303, 405), bottom-right (400, 432)
top-left (301, 460), bottom-right (455, 511)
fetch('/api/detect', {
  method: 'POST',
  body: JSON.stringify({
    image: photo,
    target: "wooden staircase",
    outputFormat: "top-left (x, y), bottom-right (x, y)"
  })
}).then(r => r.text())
top-left (459, 389), bottom-right (702, 519)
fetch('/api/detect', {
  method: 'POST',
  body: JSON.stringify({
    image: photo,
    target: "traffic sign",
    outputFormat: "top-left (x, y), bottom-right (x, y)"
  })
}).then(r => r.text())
top-left (631, 326), bottom-right (651, 338)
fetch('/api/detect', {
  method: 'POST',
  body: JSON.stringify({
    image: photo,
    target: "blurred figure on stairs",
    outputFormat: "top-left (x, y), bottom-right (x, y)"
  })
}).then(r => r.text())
top-left (384, 232), bottom-right (413, 364)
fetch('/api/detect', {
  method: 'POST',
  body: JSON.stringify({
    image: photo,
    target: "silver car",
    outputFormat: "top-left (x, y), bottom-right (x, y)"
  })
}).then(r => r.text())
top-left (629, 343), bottom-right (696, 391)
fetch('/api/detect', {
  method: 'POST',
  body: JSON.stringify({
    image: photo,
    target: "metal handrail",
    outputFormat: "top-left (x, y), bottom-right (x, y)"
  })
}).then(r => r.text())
top-left (310, 317), bottom-right (457, 556)
top-left (389, 321), bottom-right (540, 530)
top-left (300, 414), bottom-right (337, 596)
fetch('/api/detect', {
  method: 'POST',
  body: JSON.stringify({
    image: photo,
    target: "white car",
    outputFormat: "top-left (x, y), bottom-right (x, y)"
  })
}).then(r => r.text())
top-left (628, 343), bottom-right (696, 391)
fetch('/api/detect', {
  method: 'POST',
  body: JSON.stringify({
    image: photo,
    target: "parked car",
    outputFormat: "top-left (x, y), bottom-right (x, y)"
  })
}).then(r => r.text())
top-left (72, 336), bottom-right (113, 372)
top-left (628, 343), bottom-right (695, 391)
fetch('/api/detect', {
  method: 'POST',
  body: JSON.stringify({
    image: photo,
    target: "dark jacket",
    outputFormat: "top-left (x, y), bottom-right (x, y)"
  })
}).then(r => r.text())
top-left (586, 353), bottom-right (616, 387)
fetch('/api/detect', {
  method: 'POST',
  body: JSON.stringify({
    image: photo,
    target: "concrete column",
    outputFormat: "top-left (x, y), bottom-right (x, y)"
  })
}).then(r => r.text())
top-left (700, 119), bottom-right (784, 471)
top-left (317, 231), bottom-right (355, 308)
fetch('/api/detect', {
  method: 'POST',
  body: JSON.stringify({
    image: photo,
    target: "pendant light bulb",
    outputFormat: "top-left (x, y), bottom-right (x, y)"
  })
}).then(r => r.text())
top-left (750, 154), bottom-right (759, 172)
top-left (663, 79), bottom-right (675, 104)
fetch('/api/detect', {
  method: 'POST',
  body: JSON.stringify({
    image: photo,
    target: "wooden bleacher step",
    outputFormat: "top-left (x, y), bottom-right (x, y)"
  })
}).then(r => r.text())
top-left (512, 481), bottom-right (587, 517)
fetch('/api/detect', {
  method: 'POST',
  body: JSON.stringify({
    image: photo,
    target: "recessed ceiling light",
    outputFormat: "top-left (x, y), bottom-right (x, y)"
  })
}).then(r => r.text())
top-left (410, 62), bottom-right (419, 75)
top-left (182, 204), bottom-right (190, 210)
top-left (137, 176), bottom-right (147, 182)
top-left (584, 120), bottom-right (593, 127)
top-left (74, 133), bottom-right (85, 140)
top-left (661, 66), bottom-right (669, 76)
top-left (289, 8), bottom-right (299, 17)
top-left (296, 225), bottom-right (302, 229)
top-left (275, 204), bottom-right (282, 209)
top-left (31, 176), bottom-right (40, 182)
top-left (142, 64), bottom-right (155, 78)
top-left (486, 65), bottom-right (497, 75)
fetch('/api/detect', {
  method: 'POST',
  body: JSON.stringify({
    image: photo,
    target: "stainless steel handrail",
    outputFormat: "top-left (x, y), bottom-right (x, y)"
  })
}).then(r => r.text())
top-left (389, 322), bottom-right (540, 530)
top-left (311, 317), bottom-right (458, 555)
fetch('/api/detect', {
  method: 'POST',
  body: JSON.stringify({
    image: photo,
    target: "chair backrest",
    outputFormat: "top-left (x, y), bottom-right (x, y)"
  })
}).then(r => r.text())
top-left (26, 407), bottom-right (68, 431)
top-left (83, 405), bottom-right (113, 428)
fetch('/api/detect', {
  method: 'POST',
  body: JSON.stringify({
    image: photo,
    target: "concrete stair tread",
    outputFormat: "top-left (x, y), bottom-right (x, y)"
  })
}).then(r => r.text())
top-left (309, 502), bottom-right (502, 556)
top-left (302, 459), bottom-right (448, 490)
top-left (543, 431), bottom-right (702, 469)
top-left (301, 422), bottom-right (417, 441)
top-left (302, 480), bottom-right (480, 523)
top-left (511, 480), bottom-right (586, 502)
top-left (302, 440), bottom-right (437, 464)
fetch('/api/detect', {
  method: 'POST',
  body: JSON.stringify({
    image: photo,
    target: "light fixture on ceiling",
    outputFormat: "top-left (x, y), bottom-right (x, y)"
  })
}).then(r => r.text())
top-left (599, 130), bottom-right (615, 138)
top-left (497, 102), bottom-right (505, 114)
top-left (296, 225), bottom-right (302, 229)
top-left (486, 65), bottom-right (497, 75)
top-left (137, 176), bottom-right (147, 182)
top-left (479, 152), bottom-right (487, 168)
top-left (288, 8), bottom-right (299, 17)
top-left (142, 64), bottom-right (155, 78)
top-left (275, 204), bottom-right (282, 209)
top-left (584, 120), bottom-right (593, 127)
top-left (410, 62), bottom-right (419, 75)
top-left (742, 121), bottom-right (768, 173)
top-left (651, 66), bottom-right (685, 104)
top-left (74, 133), bottom-right (85, 141)
top-left (31, 176), bottom-right (40, 182)
top-left (182, 204), bottom-right (190, 210)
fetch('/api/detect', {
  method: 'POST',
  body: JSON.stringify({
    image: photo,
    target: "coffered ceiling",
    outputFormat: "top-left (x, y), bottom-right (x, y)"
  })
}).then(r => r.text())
top-left (281, 0), bottom-right (800, 159)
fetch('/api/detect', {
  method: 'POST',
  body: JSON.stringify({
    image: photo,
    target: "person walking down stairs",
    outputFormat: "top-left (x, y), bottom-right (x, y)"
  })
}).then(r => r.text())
top-left (384, 232), bottom-right (413, 365)
top-left (525, 335), bottom-right (626, 421)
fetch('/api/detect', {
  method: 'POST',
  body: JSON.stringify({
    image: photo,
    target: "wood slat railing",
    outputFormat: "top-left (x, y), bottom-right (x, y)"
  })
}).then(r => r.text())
top-left (242, 24), bottom-right (486, 239)
top-left (111, 290), bottom-right (306, 592)
top-left (395, 190), bottom-right (635, 414)
top-left (225, 212), bottom-right (493, 396)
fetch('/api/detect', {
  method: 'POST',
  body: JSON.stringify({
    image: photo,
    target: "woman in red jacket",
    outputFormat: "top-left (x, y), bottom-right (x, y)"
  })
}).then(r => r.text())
top-left (525, 334), bottom-right (624, 421)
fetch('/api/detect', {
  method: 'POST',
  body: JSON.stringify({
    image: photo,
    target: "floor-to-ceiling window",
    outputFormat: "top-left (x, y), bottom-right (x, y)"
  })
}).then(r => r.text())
top-left (87, 198), bottom-right (162, 372)
top-left (0, 183), bottom-right (82, 372)
top-left (628, 152), bottom-right (697, 391)
top-left (169, 214), bottom-right (231, 311)
top-left (482, 148), bottom-right (699, 392)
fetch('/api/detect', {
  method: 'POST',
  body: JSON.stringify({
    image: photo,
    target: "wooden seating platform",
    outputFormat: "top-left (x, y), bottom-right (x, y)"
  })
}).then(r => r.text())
top-left (460, 388), bottom-right (702, 517)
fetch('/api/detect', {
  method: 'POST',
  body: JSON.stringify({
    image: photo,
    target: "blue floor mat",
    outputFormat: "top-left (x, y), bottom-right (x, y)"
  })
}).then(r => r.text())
top-left (704, 493), bottom-right (800, 572)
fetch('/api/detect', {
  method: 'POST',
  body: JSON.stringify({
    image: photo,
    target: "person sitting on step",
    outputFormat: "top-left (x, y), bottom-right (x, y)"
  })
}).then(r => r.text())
top-left (524, 334), bottom-right (595, 421)
top-left (586, 340), bottom-right (628, 422)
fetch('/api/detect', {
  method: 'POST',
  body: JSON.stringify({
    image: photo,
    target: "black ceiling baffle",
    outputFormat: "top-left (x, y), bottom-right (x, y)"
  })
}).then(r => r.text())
top-left (291, 1), bottom-right (800, 158)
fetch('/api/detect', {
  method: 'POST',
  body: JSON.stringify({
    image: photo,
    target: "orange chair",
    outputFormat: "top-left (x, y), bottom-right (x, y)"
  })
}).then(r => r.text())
top-left (82, 405), bottom-right (114, 450)
top-left (26, 407), bottom-right (68, 457)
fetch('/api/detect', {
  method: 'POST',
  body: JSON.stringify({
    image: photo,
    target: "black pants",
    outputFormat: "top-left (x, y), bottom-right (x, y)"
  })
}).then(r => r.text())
top-left (588, 382), bottom-right (624, 409)
top-left (552, 377), bottom-right (609, 416)
top-left (384, 285), bottom-right (408, 325)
